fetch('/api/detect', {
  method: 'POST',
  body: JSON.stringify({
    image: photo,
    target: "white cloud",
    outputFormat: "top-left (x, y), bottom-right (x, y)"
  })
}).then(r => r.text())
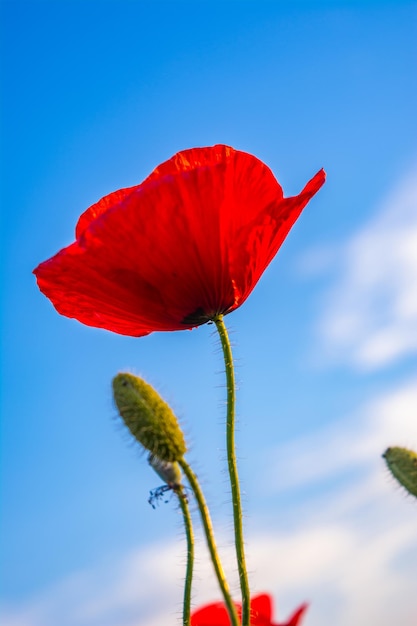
top-left (2, 380), bottom-right (417, 626)
top-left (246, 519), bottom-right (417, 626)
top-left (0, 542), bottom-right (189, 626)
top-left (2, 506), bottom-right (416, 626)
top-left (313, 164), bottom-right (417, 370)
top-left (264, 377), bottom-right (417, 493)
top-left (254, 376), bottom-right (417, 624)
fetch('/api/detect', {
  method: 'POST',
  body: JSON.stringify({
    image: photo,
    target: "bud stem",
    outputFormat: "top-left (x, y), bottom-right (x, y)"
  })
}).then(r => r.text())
top-left (176, 485), bottom-right (194, 626)
top-left (179, 458), bottom-right (240, 626)
top-left (214, 315), bottom-right (250, 626)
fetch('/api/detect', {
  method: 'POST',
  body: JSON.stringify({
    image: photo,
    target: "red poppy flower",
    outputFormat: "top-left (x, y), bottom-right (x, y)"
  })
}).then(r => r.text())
top-left (34, 145), bottom-right (325, 336)
top-left (190, 593), bottom-right (308, 626)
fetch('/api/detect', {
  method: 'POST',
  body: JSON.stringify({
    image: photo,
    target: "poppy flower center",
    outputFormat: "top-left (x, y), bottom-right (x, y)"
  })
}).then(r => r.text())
top-left (181, 304), bottom-right (234, 326)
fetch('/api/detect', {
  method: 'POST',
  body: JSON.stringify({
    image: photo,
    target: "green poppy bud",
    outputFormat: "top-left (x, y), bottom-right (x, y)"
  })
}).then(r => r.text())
top-left (383, 446), bottom-right (417, 499)
top-left (112, 373), bottom-right (186, 462)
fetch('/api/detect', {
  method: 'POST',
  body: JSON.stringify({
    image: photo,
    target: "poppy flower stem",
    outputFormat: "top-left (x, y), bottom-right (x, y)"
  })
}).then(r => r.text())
top-left (214, 315), bottom-right (251, 626)
top-left (176, 485), bottom-right (194, 626)
top-left (179, 458), bottom-right (240, 626)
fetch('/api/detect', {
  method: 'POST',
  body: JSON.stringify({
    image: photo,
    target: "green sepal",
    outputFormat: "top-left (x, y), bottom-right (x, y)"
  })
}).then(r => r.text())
top-left (148, 453), bottom-right (182, 487)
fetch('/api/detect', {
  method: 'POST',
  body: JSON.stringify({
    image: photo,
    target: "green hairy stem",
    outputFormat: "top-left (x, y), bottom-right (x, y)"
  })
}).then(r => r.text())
top-left (214, 316), bottom-right (250, 626)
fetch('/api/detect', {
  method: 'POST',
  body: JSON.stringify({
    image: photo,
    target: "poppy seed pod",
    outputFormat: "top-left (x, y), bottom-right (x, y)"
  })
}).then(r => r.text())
top-left (113, 373), bottom-right (186, 462)
top-left (383, 446), bottom-right (417, 498)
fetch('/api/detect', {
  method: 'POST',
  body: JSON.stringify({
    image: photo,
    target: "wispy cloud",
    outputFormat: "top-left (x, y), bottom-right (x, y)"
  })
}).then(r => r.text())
top-left (264, 376), bottom-right (417, 493)
top-left (309, 164), bottom-right (417, 370)
top-left (253, 376), bottom-right (417, 625)
top-left (0, 541), bottom-right (189, 626)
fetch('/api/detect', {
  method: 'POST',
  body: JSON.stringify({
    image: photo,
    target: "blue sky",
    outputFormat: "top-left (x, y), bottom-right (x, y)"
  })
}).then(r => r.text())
top-left (1, 1), bottom-right (417, 625)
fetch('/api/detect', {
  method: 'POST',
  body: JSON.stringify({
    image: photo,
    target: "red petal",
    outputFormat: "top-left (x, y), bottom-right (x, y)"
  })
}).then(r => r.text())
top-left (190, 600), bottom-right (232, 626)
top-left (34, 146), bottom-right (325, 336)
top-left (250, 594), bottom-right (273, 624)
top-left (228, 168), bottom-right (325, 311)
top-left (282, 603), bottom-right (308, 626)
top-left (75, 186), bottom-right (139, 238)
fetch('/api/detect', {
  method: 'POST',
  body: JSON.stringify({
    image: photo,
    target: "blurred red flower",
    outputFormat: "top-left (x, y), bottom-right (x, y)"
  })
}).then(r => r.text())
top-left (190, 593), bottom-right (307, 626)
top-left (34, 145), bottom-right (325, 336)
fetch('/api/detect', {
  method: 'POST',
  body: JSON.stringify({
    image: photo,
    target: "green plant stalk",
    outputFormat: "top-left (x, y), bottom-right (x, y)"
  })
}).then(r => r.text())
top-left (176, 485), bottom-right (194, 626)
top-left (179, 458), bottom-right (240, 626)
top-left (214, 315), bottom-right (250, 626)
